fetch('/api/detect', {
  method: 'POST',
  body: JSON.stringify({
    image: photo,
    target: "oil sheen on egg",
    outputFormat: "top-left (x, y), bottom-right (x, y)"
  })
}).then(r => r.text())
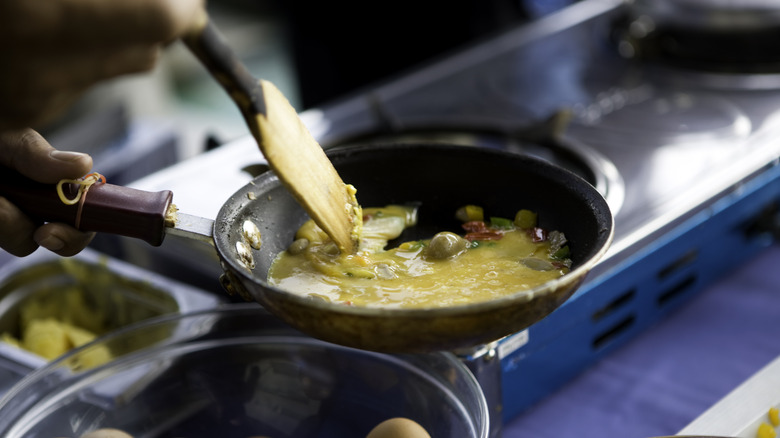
top-left (366, 417), bottom-right (431, 438)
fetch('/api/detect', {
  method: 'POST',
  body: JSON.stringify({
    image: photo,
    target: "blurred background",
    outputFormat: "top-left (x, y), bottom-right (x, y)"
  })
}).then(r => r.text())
top-left (36, 0), bottom-right (577, 166)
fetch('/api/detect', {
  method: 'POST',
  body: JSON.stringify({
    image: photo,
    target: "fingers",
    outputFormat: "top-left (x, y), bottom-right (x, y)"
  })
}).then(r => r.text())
top-left (0, 46), bottom-right (160, 130)
top-left (0, 129), bottom-right (92, 183)
top-left (0, 128), bottom-right (95, 257)
top-left (0, 0), bottom-right (207, 255)
top-left (0, 196), bottom-right (38, 257)
top-left (98, 0), bottom-right (206, 44)
top-left (0, 0), bottom-right (205, 48)
top-left (0, 201), bottom-right (96, 257)
top-left (33, 224), bottom-right (96, 257)
top-left (0, 0), bottom-right (205, 129)
top-left (0, 199), bottom-right (94, 257)
top-left (0, 89), bottom-right (85, 132)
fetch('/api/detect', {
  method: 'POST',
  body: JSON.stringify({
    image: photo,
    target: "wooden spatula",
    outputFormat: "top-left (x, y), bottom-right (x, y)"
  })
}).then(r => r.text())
top-left (182, 13), bottom-right (360, 253)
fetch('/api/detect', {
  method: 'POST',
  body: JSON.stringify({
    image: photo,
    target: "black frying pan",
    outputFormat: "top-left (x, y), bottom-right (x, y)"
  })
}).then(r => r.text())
top-left (0, 142), bottom-right (613, 352)
top-left (216, 143), bottom-right (614, 352)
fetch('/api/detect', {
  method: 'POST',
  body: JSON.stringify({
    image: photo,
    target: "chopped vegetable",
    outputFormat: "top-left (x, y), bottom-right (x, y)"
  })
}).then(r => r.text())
top-left (424, 232), bottom-right (468, 260)
top-left (522, 258), bottom-right (556, 271)
top-left (770, 407), bottom-right (780, 427)
top-left (514, 209), bottom-right (537, 229)
top-left (269, 204), bottom-right (573, 308)
top-left (529, 227), bottom-right (546, 242)
top-left (287, 238), bottom-right (309, 255)
top-left (464, 231), bottom-right (504, 242)
top-left (455, 205), bottom-right (484, 222)
top-left (462, 221), bottom-right (489, 233)
top-left (551, 245), bottom-right (570, 260)
top-left (490, 217), bottom-right (514, 229)
top-left (22, 319), bottom-right (68, 360)
top-left (461, 221), bottom-right (504, 241)
top-left (398, 241), bottom-right (426, 251)
top-left (758, 422), bottom-right (777, 438)
top-left (548, 230), bottom-right (567, 251)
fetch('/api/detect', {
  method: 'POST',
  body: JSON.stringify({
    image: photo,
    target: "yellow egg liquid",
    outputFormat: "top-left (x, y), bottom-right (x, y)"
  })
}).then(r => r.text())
top-left (268, 206), bottom-right (570, 309)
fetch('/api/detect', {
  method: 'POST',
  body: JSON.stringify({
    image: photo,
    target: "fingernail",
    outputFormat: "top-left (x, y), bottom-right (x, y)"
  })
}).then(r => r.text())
top-left (36, 235), bottom-right (65, 251)
top-left (50, 150), bottom-right (89, 162)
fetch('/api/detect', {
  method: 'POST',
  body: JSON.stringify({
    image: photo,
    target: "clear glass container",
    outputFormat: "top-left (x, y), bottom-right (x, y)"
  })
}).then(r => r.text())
top-left (0, 304), bottom-right (489, 438)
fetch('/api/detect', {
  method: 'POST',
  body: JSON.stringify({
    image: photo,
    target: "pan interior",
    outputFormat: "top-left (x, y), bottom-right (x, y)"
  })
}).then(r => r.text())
top-left (216, 143), bottom-right (612, 300)
top-left (330, 128), bottom-right (624, 215)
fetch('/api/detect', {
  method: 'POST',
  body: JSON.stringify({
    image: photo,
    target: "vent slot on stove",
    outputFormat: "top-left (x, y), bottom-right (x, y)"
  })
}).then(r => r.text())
top-left (657, 250), bottom-right (698, 280)
top-left (741, 200), bottom-right (780, 240)
top-left (591, 289), bottom-right (635, 322)
top-left (657, 275), bottom-right (697, 307)
top-left (592, 315), bottom-right (635, 350)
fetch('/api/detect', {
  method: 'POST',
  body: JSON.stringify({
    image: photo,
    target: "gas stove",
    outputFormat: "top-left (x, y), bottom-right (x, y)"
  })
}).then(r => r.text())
top-left (123, 0), bottom-right (780, 432)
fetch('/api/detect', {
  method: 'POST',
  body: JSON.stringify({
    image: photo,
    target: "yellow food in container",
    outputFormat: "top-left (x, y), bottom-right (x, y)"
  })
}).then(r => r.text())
top-left (1, 287), bottom-right (114, 369)
top-left (758, 422), bottom-right (777, 438)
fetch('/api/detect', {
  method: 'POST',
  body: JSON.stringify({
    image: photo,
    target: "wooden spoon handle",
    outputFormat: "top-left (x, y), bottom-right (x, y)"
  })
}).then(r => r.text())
top-left (181, 14), bottom-right (266, 138)
top-left (181, 14), bottom-right (359, 253)
top-left (0, 169), bottom-right (172, 246)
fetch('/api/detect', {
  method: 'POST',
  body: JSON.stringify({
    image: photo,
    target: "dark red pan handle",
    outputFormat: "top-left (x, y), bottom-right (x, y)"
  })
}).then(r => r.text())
top-left (0, 169), bottom-right (172, 246)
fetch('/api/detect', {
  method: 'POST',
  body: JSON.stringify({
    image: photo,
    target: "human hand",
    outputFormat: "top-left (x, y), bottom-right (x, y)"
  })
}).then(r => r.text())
top-left (0, 0), bottom-right (204, 130)
top-left (0, 129), bottom-right (95, 256)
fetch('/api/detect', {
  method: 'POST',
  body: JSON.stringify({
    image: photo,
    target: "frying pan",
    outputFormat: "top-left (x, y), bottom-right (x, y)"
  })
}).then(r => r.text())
top-left (0, 142), bottom-right (613, 352)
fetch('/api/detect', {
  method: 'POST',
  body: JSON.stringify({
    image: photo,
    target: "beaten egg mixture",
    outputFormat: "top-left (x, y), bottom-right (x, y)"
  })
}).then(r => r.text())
top-left (268, 205), bottom-right (571, 308)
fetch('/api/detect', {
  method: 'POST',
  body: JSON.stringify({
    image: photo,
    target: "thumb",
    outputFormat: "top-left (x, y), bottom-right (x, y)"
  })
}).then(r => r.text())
top-left (0, 129), bottom-right (93, 183)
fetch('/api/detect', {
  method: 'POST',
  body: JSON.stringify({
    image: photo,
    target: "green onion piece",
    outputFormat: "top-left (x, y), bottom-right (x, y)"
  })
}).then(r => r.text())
top-left (490, 216), bottom-right (514, 229)
top-left (514, 209), bottom-right (537, 229)
top-left (399, 241), bottom-right (427, 251)
top-left (551, 245), bottom-right (570, 260)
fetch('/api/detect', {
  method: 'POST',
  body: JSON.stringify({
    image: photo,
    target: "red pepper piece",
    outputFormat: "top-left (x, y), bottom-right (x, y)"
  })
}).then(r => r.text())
top-left (462, 221), bottom-right (489, 233)
top-left (529, 227), bottom-right (547, 242)
top-left (463, 220), bottom-right (506, 241)
top-left (464, 231), bottom-right (504, 242)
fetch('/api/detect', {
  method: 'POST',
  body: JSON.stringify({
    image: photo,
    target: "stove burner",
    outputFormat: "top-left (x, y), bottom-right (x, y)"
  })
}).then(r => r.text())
top-left (570, 88), bottom-right (752, 145)
top-left (610, 5), bottom-right (780, 90)
top-left (332, 128), bottom-right (624, 215)
top-left (617, 21), bottom-right (780, 75)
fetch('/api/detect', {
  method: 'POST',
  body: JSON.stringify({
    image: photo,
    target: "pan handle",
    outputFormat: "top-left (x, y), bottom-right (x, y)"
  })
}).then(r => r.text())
top-left (0, 169), bottom-right (172, 246)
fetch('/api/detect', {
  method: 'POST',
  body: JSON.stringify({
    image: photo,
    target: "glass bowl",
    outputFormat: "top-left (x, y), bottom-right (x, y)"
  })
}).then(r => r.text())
top-left (0, 304), bottom-right (489, 438)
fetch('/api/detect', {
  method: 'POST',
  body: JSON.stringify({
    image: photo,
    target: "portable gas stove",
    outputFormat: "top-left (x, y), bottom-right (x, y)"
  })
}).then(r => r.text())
top-left (123, 0), bottom-right (780, 432)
